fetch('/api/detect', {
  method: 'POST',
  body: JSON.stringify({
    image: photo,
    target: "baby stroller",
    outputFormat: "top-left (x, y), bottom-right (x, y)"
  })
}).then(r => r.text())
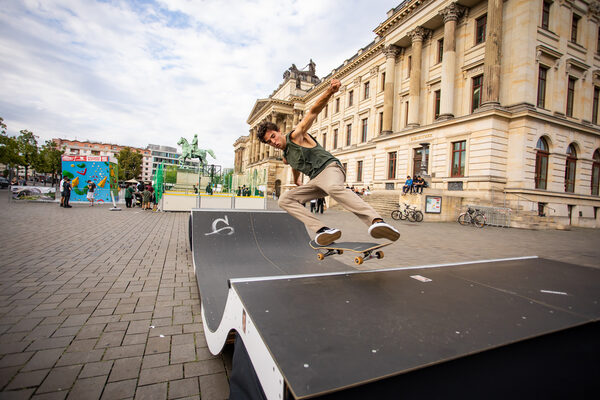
top-left (133, 192), bottom-right (143, 207)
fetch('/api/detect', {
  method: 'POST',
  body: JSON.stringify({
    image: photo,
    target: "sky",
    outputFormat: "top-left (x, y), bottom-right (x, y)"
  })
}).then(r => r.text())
top-left (0, 0), bottom-right (399, 168)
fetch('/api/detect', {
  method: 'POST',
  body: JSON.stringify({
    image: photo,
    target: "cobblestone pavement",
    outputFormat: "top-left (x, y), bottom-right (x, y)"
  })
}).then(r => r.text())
top-left (1, 191), bottom-right (598, 399)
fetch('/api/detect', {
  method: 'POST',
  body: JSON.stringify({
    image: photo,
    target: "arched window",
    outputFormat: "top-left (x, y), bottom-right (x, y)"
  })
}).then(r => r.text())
top-left (535, 137), bottom-right (549, 189)
top-left (564, 144), bottom-right (577, 193)
top-left (592, 149), bottom-right (600, 196)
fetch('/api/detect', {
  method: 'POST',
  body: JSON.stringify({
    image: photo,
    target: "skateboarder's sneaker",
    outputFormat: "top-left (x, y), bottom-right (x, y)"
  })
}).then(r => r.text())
top-left (315, 227), bottom-right (341, 246)
top-left (368, 221), bottom-right (400, 241)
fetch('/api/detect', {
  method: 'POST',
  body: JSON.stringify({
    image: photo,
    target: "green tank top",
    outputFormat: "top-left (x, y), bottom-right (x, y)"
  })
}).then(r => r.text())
top-left (283, 131), bottom-right (340, 180)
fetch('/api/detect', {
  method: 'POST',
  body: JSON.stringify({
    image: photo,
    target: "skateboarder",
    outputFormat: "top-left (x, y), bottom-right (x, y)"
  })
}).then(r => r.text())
top-left (257, 78), bottom-right (400, 246)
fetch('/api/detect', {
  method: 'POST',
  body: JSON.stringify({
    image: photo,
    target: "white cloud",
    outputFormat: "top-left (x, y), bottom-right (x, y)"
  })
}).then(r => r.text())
top-left (0, 0), bottom-right (398, 167)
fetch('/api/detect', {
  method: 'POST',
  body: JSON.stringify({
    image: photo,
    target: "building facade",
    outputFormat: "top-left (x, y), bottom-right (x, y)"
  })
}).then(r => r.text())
top-left (53, 139), bottom-right (153, 181)
top-left (234, 0), bottom-right (600, 228)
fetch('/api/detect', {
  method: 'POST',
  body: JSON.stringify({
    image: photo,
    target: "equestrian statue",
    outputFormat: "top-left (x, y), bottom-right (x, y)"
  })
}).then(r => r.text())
top-left (177, 134), bottom-right (216, 166)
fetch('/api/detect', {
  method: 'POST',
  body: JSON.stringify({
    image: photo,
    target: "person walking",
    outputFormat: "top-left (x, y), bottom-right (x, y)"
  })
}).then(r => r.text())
top-left (142, 186), bottom-right (151, 210)
top-left (257, 78), bottom-right (399, 246)
top-left (59, 176), bottom-right (66, 207)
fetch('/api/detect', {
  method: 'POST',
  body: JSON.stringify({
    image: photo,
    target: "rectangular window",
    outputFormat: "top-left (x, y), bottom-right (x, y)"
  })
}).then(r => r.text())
top-left (324, 105), bottom-right (328, 118)
top-left (405, 101), bottom-right (409, 127)
top-left (437, 39), bottom-right (444, 63)
top-left (361, 118), bottom-right (368, 142)
top-left (333, 128), bottom-right (338, 149)
top-left (451, 140), bottom-right (466, 177)
top-left (475, 14), bottom-right (487, 45)
top-left (593, 86), bottom-right (599, 124)
top-left (346, 124), bottom-right (352, 146)
top-left (357, 161), bottom-right (363, 182)
top-left (598, 26), bottom-right (600, 53)
top-left (322, 132), bottom-right (327, 150)
top-left (571, 13), bottom-right (580, 43)
top-left (535, 150), bottom-right (549, 190)
top-left (592, 161), bottom-right (600, 196)
top-left (565, 157), bottom-right (576, 193)
top-left (388, 152), bottom-right (397, 180)
top-left (434, 90), bottom-right (441, 119)
top-left (379, 112), bottom-right (384, 134)
top-left (364, 81), bottom-right (370, 99)
top-left (471, 75), bottom-right (483, 112)
top-left (541, 1), bottom-right (551, 30)
top-left (407, 56), bottom-right (412, 77)
top-left (566, 76), bottom-right (576, 117)
top-left (348, 90), bottom-right (354, 107)
top-left (335, 98), bottom-right (340, 113)
top-left (381, 72), bottom-right (386, 89)
top-left (537, 65), bottom-right (548, 109)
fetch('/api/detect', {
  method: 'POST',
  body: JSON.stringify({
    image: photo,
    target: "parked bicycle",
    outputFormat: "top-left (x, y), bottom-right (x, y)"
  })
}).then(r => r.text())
top-left (391, 203), bottom-right (423, 222)
top-left (457, 207), bottom-right (486, 228)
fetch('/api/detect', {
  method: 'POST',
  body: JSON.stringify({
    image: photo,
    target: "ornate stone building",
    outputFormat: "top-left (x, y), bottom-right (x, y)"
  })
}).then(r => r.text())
top-left (234, 0), bottom-right (600, 228)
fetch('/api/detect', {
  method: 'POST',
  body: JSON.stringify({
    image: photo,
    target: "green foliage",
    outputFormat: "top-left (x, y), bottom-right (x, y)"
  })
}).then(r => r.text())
top-left (116, 147), bottom-right (142, 181)
top-left (16, 130), bottom-right (39, 178)
top-left (165, 165), bottom-right (177, 184)
top-left (37, 140), bottom-right (64, 178)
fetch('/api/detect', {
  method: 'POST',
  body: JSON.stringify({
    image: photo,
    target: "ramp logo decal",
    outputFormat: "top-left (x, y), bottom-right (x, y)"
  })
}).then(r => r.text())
top-left (204, 215), bottom-right (235, 236)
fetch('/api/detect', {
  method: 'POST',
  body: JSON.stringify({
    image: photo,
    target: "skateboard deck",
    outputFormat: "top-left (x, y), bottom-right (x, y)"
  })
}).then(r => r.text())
top-left (309, 241), bottom-right (392, 265)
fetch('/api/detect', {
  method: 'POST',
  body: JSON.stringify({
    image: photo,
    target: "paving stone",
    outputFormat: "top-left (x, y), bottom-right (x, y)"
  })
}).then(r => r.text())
top-left (26, 337), bottom-right (74, 352)
top-left (100, 378), bottom-right (137, 400)
top-left (96, 331), bottom-right (125, 349)
top-left (22, 349), bottom-right (65, 371)
top-left (66, 375), bottom-right (107, 400)
top-left (170, 344), bottom-right (196, 364)
top-left (37, 365), bottom-right (82, 393)
top-left (134, 382), bottom-right (167, 400)
top-left (198, 373), bottom-right (230, 400)
top-left (122, 334), bottom-right (146, 346)
top-left (104, 322), bottom-right (129, 333)
top-left (75, 324), bottom-right (106, 340)
top-left (107, 356), bottom-right (142, 383)
top-left (0, 388), bottom-right (36, 399)
top-left (144, 336), bottom-right (170, 355)
top-left (55, 350), bottom-right (104, 367)
top-left (0, 352), bottom-right (34, 368)
top-left (0, 366), bottom-right (22, 390)
top-left (5, 369), bottom-right (50, 390)
top-left (168, 377), bottom-right (200, 399)
top-left (30, 391), bottom-right (68, 400)
top-left (125, 320), bottom-right (150, 335)
top-left (79, 361), bottom-right (113, 379)
top-left (138, 364), bottom-right (183, 386)
top-left (66, 339), bottom-right (97, 353)
top-left (103, 345), bottom-right (145, 361)
top-left (183, 359), bottom-right (224, 378)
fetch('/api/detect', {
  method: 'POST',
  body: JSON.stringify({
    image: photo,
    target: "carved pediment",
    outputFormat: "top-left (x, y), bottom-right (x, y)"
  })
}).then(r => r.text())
top-left (247, 99), bottom-right (270, 124)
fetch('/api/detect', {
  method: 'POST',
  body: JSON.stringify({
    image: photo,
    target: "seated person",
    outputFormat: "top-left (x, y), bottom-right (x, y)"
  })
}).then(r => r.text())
top-left (413, 176), bottom-right (424, 194)
top-left (402, 176), bottom-right (413, 194)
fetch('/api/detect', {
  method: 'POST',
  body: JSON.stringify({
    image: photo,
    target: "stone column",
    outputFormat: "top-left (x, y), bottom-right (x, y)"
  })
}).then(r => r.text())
top-left (438, 3), bottom-right (465, 119)
top-left (253, 128), bottom-right (260, 163)
top-left (481, 0), bottom-right (503, 106)
top-left (269, 113), bottom-right (277, 157)
top-left (407, 26), bottom-right (429, 127)
top-left (292, 110), bottom-right (300, 127)
top-left (382, 45), bottom-right (400, 134)
top-left (248, 129), bottom-right (255, 164)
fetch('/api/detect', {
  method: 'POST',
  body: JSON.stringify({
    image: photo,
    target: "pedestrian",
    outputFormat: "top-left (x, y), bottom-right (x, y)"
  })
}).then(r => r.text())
top-left (317, 197), bottom-right (325, 214)
top-left (310, 198), bottom-right (317, 213)
top-left (142, 186), bottom-right (151, 210)
top-left (206, 183), bottom-right (213, 195)
top-left (257, 78), bottom-right (400, 246)
top-left (59, 176), bottom-right (66, 207)
top-left (125, 184), bottom-right (134, 208)
top-left (86, 180), bottom-right (96, 206)
top-left (63, 177), bottom-right (72, 208)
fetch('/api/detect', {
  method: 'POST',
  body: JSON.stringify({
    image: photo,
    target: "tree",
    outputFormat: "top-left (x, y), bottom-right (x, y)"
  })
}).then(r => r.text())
top-left (38, 140), bottom-right (64, 185)
top-left (116, 147), bottom-right (142, 181)
top-left (16, 130), bottom-right (39, 181)
top-left (0, 118), bottom-right (22, 180)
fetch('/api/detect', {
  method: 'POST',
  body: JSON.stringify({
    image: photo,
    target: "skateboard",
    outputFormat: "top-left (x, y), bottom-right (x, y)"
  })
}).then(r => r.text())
top-left (309, 241), bottom-right (392, 265)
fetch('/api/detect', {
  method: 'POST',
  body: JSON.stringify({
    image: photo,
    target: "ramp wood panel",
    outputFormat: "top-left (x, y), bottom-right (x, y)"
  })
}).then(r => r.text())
top-left (232, 258), bottom-right (600, 399)
top-left (191, 209), bottom-right (351, 332)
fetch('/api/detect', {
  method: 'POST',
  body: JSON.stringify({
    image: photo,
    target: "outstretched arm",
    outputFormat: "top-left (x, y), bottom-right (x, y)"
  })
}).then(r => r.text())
top-left (292, 79), bottom-right (341, 141)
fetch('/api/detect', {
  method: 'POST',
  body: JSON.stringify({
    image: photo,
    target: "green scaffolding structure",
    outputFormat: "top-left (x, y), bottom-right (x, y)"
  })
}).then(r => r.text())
top-left (153, 163), bottom-right (164, 203)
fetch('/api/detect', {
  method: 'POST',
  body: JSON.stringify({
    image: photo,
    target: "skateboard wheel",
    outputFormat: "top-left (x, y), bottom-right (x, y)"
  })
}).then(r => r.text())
top-left (338, 250), bottom-right (344, 255)
top-left (354, 256), bottom-right (364, 265)
top-left (317, 253), bottom-right (325, 261)
top-left (376, 251), bottom-right (384, 259)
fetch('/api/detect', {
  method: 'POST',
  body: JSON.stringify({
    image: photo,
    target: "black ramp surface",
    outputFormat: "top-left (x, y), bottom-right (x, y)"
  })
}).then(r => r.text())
top-left (191, 209), bottom-right (352, 332)
top-left (232, 258), bottom-right (600, 399)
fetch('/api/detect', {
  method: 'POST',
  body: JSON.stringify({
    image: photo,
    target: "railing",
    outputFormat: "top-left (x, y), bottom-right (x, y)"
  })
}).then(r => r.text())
top-left (466, 205), bottom-right (512, 228)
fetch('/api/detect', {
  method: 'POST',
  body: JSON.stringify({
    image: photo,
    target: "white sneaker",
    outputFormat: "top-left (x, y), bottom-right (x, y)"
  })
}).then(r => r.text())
top-left (315, 228), bottom-right (341, 246)
top-left (368, 221), bottom-right (400, 241)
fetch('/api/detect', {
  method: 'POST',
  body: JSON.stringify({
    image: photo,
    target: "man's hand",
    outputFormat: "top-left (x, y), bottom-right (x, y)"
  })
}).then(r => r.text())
top-left (328, 78), bottom-right (341, 94)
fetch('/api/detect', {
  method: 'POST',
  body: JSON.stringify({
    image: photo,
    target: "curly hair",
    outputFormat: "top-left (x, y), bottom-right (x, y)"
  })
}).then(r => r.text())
top-left (257, 121), bottom-right (279, 143)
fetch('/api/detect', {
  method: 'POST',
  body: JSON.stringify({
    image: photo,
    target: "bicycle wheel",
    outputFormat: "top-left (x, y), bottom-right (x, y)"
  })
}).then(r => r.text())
top-left (473, 214), bottom-right (485, 228)
top-left (391, 210), bottom-right (401, 220)
top-left (413, 210), bottom-right (423, 222)
top-left (457, 213), bottom-right (470, 225)
top-left (407, 211), bottom-right (416, 222)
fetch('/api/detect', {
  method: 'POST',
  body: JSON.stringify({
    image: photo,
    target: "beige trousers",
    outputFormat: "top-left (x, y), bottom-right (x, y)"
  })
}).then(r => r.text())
top-left (278, 163), bottom-right (381, 232)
